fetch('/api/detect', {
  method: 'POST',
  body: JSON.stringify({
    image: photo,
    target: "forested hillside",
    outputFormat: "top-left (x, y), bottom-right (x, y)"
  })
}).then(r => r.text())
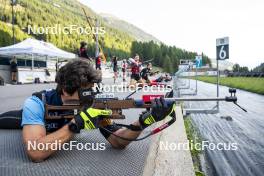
top-left (0, 0), bottom-right (211, 73)
top-left (0, 0), bottom-right (133, 58)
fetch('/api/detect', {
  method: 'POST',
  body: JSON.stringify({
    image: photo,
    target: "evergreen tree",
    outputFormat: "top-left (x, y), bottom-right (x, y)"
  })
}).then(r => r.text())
top-left (163, 55), bottom-right (173, 73)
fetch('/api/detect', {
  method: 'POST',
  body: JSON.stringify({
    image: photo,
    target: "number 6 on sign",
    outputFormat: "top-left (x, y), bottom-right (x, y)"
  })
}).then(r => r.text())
top-left (216, 37), bottom-right (229, 60)
top-left (219, 45), bottom-right (227, 59)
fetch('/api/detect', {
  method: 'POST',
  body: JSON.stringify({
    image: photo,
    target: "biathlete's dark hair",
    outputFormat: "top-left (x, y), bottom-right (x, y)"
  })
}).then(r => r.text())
top-left (55, 59), bottom-right (102, 95)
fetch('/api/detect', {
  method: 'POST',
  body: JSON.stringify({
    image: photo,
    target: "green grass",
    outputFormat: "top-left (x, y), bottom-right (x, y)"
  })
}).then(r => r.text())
top-left (184, 117), bottom-right (205, 176)
top-left (193, 76), bottom-right (264, 95)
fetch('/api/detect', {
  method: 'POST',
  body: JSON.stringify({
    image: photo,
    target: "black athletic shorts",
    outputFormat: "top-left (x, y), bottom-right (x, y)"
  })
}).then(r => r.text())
top-left (131, 73), bottom-right (140, 81)
top-left (142, 76), bottom-right (149, 81)
top-left (96, 64), bottom-right (101, 70)
top-left (0, 110), bottom-right (22, 129)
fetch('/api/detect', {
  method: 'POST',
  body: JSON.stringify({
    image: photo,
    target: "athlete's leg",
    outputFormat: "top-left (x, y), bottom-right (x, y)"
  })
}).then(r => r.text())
top-left (0, 110), bottom-right (22, 129)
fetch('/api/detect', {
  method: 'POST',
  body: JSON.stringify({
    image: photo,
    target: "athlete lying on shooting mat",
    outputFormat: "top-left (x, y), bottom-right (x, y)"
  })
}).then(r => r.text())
top-left (0, 59), bottom-right (176, 162)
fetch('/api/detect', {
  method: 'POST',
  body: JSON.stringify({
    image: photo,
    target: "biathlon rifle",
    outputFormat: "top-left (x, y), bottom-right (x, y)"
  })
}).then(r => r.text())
top-left (45, 88), bottom-right (246, 120)
top-left (45, 88), bottom-right (246, 141)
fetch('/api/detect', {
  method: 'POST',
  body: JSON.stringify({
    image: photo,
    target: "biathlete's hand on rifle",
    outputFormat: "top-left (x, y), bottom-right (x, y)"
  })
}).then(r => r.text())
top-left (139, 97), bottom-right (176, 129)
top-left (71, 106), bottom-right (112, 132)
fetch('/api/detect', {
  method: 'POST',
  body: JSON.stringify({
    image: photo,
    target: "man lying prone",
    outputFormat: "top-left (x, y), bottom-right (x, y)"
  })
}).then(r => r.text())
top-left (0, 59), bottom-right (175, 162)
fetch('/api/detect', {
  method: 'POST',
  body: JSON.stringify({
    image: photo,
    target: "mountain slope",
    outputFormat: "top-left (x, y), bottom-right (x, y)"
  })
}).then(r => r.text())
top-left (100, 13), bottom-right (160, 43)
top-left (0, 0), bottom-right (134, 57)
top-left (0, 0), bottom-right (211, 72)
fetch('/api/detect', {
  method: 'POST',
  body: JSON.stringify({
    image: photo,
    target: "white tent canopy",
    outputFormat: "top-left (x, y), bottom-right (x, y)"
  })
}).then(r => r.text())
top-left (0, 38), bottom-right (76, 59)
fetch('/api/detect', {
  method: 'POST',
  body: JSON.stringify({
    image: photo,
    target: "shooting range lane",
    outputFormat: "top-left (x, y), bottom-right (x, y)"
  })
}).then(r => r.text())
top-left (0, 79), bottom-right (193, 176)
top-left (184, 79), bottom-right (264, 176)
top-left (0, 82), bottom-right (148, 176)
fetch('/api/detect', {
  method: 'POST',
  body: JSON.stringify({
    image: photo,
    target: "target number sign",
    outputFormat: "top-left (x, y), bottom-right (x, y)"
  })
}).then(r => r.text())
top-left (216, 37), bottom-right (229, 60)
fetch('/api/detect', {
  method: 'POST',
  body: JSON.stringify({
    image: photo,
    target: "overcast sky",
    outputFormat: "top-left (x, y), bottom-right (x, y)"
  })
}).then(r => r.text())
top-left (80, 0), bottom-right (264, 69)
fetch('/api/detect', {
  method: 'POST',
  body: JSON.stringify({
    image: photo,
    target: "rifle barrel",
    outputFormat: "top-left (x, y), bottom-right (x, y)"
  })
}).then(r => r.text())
top-left (166, 97), bottom-right (227, 102)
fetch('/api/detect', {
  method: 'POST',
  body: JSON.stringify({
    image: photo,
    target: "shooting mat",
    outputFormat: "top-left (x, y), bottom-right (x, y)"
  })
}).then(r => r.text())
top-left (0, 109), bottom-right (152, 176)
